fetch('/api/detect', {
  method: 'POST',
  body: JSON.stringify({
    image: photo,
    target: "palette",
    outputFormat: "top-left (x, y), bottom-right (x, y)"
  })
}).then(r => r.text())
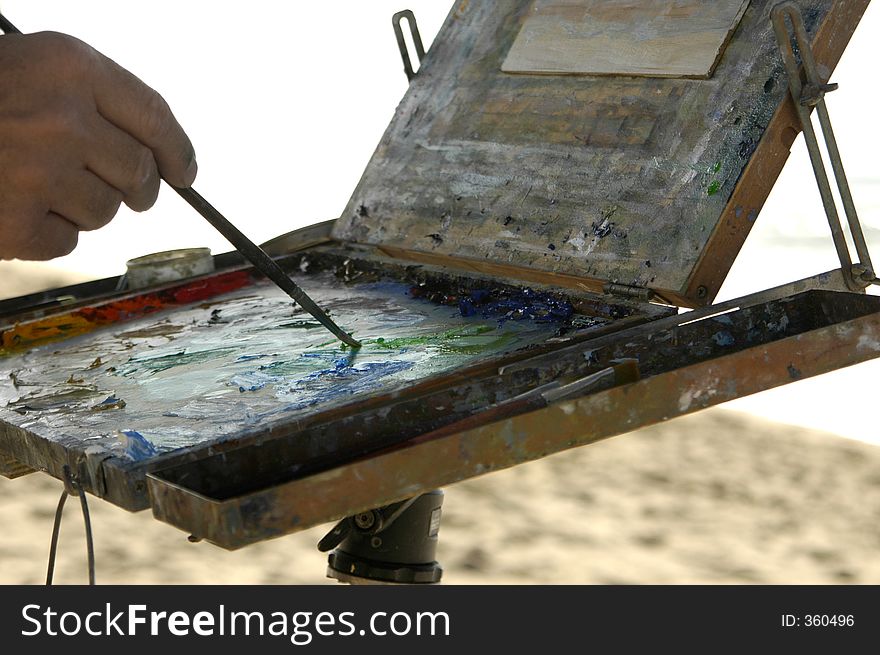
top-left (0, 247), bottom-right (664, 509)
top-left (2, 0), bottom-right (879, 549)
top-left (0, 267), bottom-right (612, 461)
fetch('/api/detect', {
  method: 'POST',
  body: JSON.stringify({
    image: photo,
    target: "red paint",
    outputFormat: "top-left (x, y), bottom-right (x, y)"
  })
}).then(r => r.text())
top-left (2, 269), bottom-right (256, 353)
top-left (172, 271), bottom-right (252, 304)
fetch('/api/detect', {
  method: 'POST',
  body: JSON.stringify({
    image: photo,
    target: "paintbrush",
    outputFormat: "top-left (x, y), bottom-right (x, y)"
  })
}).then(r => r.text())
top-left (171, 187), bottom-right (360, 348)
top-left (0, 12), bottom-right (360, 348)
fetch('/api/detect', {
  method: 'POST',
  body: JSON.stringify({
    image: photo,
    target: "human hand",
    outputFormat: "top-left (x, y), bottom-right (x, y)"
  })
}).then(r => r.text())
top-left (0, 31), bottom-right (197, 260)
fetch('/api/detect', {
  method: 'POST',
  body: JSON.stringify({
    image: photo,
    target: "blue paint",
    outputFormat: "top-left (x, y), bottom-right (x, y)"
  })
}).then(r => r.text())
top-left (91, 394), bottom-right (126, 411)
top-left (230, 370), bottom-right (279, 392)
top-left (458, 288), bottom-right (574, 324)
top-left (712, 331), bottom-right (735, 347)
top-left (117, 429), bottom-right (158, 461)
top-left (236, 354), bottom-right (270, 362)
top-left (230, 352), bottom-right (413, 402)
top-left (300, 358), bottom-right (404, 382)
top-left (277, 360), bottom-right (415, 412)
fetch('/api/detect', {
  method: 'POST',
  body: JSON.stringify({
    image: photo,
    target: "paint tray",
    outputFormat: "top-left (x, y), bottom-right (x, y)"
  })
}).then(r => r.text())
top-left (1, 0), bottom-right (878, 549)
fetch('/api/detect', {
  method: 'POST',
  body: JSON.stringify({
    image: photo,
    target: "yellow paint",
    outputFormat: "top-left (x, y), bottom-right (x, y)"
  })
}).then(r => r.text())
top-left (0, 315), bottom-right (94, 353)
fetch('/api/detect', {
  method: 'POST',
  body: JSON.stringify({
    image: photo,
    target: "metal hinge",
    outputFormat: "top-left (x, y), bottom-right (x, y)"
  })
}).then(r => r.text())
top-left (772, 2), bottom-right (878, 292)
top-left (602, 282), bottom-right (655, 302)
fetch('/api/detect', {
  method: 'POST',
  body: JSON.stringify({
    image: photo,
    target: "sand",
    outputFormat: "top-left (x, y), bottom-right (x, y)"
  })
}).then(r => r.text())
top-left (1, 261), bottom-right (879, 585)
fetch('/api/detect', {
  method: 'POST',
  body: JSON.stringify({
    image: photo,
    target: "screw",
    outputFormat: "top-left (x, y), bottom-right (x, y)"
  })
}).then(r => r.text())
top-left (852, 263), bottom-right (873, 280)
top-left (696, 286), bottom-right (708, 299)
top-left (354, 512), bottom-right (376, 530)
top-left (370, 537), bottom-right (382, 549)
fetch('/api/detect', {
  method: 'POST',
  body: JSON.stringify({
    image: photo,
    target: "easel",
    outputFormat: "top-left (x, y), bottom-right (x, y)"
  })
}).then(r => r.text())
top-left (316, 2), bottom-right (879, 585)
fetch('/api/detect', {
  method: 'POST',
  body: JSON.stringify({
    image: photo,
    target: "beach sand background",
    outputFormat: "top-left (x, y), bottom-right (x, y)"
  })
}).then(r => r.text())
top-left (1, 264), bottom-right (878, 584)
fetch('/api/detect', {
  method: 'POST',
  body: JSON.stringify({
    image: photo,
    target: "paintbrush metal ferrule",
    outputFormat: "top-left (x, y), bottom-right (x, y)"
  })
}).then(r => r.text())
top-left (171, 185), bottom-right (361, 348)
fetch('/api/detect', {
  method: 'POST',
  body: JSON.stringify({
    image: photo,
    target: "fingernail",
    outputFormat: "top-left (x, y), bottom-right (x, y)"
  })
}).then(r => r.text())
top-left (183, 154), bottom-right (198, 187)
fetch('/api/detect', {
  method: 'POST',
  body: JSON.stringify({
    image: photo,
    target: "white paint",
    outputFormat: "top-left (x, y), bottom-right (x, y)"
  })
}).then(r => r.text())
top-left (678, 389), bottom-right (696, 413)
top-left (856, 334), bottom-right (880, 353)
top-left (559, 402), bottom-right (576, 416)
top-left (568, 236), bottom-right (586, 250)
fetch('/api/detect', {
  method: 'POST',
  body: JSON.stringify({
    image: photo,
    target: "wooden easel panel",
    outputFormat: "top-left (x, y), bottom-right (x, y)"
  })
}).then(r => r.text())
top-left (502, 0), bottom-right (751, 79)
top-left (334, 0), bottom-right (867, 306)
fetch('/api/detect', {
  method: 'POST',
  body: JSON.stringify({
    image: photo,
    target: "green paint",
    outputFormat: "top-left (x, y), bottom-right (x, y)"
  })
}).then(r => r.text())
top-left (313, 325), bottom-right (509, 355)
top-left (120, 347), bottom-right (237, 375)
top-left (366, 325), bottom-right (510, 354)
top-left (704, 162), bottom-right (722, 196)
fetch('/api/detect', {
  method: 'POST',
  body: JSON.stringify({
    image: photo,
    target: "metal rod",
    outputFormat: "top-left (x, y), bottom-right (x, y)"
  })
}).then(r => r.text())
top-left (172, 187), bottom-right (360, 347)
top-left (785, 3), bottom-right (873, 275)
top-left (771, 2), bottom-right (874, 291)
top-left (0, 11), bottom-right (358, 346)
top-left (776, 5), bottom-right (873, 274)
top-left (815, 102), bottom-right (874, 274)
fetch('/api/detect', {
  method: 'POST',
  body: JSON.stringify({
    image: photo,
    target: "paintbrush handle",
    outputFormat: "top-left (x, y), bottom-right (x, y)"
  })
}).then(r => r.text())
top-left (0, 12), bottom-right (21, 34)
top-left (172, 186), bottom-right (360, 347)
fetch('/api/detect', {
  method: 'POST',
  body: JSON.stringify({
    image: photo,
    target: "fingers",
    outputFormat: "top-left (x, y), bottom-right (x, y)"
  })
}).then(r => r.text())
top-left (85, 115), bottom-right (161, 212)
top-left (0, 169), bottom-right (118, 261)
top-left (50, 169), bottom-right (124, 232)
top-left (11, 212), bottom-right (80, 261)
top-left (91, 52), bottom-right (197, 188)
top-left (0, 31), bottom-right (196, 262)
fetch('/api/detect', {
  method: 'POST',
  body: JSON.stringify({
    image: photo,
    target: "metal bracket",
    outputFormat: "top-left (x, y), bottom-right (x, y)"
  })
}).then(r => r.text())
top-left (392, 10), bottom-right (426, 82)
top-left (772, 2), bottom-right (877, 292)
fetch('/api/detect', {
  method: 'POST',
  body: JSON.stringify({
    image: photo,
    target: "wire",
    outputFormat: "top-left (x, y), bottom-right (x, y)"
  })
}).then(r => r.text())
top-left (45, 467), bottom-right (96, 585)
top-left (76, 482), bottom-right (96, 585)
top-left (45, 491), bottom-right (68, 585)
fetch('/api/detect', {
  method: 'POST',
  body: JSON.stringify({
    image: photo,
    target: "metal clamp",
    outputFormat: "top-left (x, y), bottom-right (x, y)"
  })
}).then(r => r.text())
top-left (772, 2), bottom-right (876, 291)
top-left (392, 10), bottom-right (426, 82)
